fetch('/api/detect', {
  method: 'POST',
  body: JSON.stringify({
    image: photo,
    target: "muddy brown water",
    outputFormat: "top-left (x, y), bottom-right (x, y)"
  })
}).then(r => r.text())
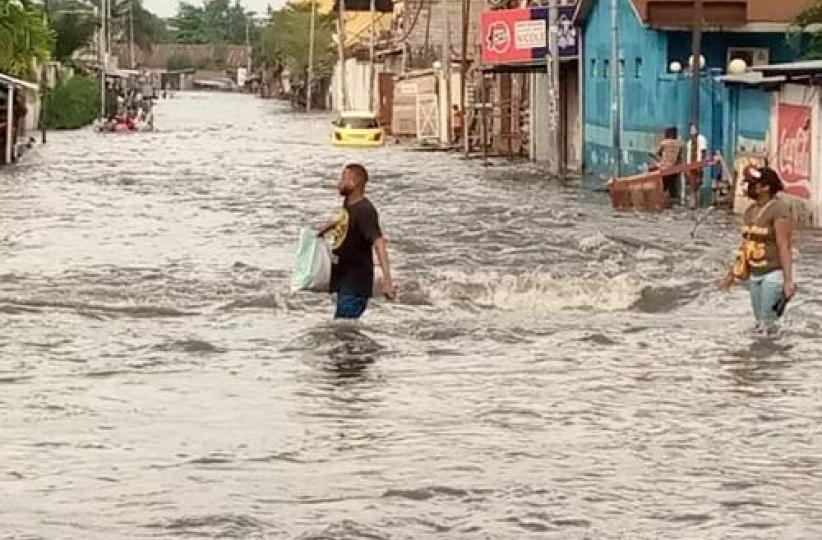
top-left (1, 93), bottom-right (822, 539)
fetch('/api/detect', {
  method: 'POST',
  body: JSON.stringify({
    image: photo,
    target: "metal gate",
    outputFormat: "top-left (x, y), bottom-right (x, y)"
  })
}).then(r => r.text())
top-left (416, 93), bottom-right (439, 142)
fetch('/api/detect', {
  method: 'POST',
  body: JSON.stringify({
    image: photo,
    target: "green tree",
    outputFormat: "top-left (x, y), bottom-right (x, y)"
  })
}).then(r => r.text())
top-left (789, 0), bottom-right (822, 59)
top-left (111, 0), bottom-right (168, 48)
top-left (45, 75), bottom-right (100, 129)
top-left (262, 1), bottom-right (333, 80)
top-left (0, 0), bottom-right (52, 79)
top-left (50, 11), bottom-right (97, 61)
top-left (170, 0), bottom-right (254, 45)
top-left (47, 0), bottom-right (167, 62)
top-left (166, 52), bottom-right (196, 71)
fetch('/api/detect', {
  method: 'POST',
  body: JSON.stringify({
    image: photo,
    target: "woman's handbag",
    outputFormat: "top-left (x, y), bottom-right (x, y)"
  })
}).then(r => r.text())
top-left (732, 248), bottom-right (750, 280)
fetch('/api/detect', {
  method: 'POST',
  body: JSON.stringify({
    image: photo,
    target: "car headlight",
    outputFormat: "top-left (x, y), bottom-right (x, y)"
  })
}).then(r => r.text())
top-left (371, 132), bottom-right (382, 141)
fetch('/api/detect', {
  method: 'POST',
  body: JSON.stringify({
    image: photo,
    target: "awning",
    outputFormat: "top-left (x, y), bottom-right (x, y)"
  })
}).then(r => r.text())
top-left (332, 0), bottom-right (392, 13)
top-left (193, 79), bottom-right (232, 88)
top-left (751, 60), bottom-right (822, 85)
top-left (480, 58), bottom-right (578, 73)
top-left (717, 72), bottom-right (785, 86)
top-left (0, 72), bottom-right (39, 91)
top-left (105, 68), bottom-right (139, 79)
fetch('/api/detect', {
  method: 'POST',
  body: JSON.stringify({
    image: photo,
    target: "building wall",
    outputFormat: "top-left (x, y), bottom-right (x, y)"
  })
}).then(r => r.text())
top-left (583, 0), bottom-right (671, 177)
top-left (666, 32), bottom-right (798, 70)
top-left (332, 58), bottom-right (382, 111)
top-left (772, 83), bottom-right (821, 225)
top-left (530, 72), bottom-right (551, 162)
top-left (401, 0), bottom-right (485, 65)
top-left (582, 0), bottom-right (798, 179)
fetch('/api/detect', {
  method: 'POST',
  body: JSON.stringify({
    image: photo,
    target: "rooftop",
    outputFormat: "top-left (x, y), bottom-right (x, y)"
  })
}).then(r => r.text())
top-left (577, 0), bottom-right (815, 28)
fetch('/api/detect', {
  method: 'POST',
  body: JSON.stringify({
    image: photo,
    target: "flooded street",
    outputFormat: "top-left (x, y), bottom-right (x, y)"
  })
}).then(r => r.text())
top-left (3, 92), bottom-right (822, 539)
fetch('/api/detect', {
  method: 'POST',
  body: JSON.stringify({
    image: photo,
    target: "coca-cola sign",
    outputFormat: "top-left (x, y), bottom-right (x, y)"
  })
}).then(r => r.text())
top-left (777, 103), bottom-right (813, 200)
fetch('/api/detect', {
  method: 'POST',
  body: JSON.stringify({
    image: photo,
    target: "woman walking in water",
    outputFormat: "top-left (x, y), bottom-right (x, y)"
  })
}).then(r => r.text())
top-left (717, 166), bottom-right (796, 334)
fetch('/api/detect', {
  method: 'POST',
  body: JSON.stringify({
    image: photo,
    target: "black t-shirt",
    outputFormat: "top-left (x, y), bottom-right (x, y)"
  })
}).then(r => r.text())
top-left (330, 197), bottom-right (382, 297)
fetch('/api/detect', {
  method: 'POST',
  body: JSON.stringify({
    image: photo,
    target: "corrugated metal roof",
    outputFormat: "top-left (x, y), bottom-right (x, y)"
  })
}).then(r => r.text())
top-left (576, 0), bottom-right (813, 25)
top-left (754, 60), bottom-right (822, 74)
top-left (0, 73), bottom-right (39, 91)
top-left (716, 72), bottom-right (786, 85)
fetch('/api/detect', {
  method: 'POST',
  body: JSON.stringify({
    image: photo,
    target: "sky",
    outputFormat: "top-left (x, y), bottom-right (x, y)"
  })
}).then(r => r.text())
top-left (142, 0), bottom-right (284, 18)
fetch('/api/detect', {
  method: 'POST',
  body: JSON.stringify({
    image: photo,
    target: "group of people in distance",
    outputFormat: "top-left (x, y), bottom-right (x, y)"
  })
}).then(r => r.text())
top-left (99, 104), bottom-right (154, 133)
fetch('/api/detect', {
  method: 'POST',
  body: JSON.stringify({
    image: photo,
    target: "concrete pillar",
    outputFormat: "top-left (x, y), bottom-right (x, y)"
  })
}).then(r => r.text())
top-left (6, 86), bottom-right (14, 165)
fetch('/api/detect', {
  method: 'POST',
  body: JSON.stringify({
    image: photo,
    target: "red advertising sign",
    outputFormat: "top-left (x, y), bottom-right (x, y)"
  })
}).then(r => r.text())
top-left (481, 7), bottom-right (579, 65)
top-left (481, 9), bottom-right (541, 64)
top-left (777, 103), bottom-right (813, 199)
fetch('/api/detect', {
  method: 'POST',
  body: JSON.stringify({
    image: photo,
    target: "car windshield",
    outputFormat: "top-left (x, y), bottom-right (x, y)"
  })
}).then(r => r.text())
top-left (339, 117), bottom-right (378, 129)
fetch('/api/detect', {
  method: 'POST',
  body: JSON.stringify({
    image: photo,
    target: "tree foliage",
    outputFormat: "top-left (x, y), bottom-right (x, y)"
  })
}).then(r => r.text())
top-left (45, 75), bottom-right (100, 129)
top-left (789, 0), bottom-right (822, 59)
top-left (112, 0), bottom-right (168, 48)
top-left (170, 0), bottom-right (255, 44)
top-left (261, 1), bottom-right (334, 79)
top-left (48, 0), bottom-right (167, 62)
top-left (0, 0), bottom-right (52, 79)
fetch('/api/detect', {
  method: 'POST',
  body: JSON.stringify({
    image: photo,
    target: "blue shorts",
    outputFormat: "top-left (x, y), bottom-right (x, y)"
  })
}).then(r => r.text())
top-left (749, 270), bottom-right (784, 326)
top-left (334, 291), bottom-right (369, 319)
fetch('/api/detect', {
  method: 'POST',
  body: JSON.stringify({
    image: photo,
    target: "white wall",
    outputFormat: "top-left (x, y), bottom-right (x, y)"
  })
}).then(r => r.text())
top-left (23, 87), bottom-right (40, 134)
top-left (530, 72), bottom-right (550, 162)
top-left (332, 58), bottom-right (382, 112)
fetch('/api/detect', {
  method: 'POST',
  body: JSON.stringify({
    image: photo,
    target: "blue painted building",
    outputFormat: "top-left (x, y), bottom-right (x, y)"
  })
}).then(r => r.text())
top-left (575, 0), bottom-right (806, 179)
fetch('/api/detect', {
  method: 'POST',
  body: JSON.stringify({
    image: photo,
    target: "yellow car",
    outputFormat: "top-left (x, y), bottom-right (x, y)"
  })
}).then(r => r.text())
top-left (331, 111), bottom-right (385, 147)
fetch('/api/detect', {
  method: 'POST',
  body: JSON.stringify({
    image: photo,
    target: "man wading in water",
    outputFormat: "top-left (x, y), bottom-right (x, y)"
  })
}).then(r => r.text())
top-left (319, 164), bottom-right (396, 319)
top-left (717, 166), bottom-right (796, 334)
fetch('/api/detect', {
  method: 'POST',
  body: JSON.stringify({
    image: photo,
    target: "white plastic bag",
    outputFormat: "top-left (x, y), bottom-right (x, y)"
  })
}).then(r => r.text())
top-left (291, 227), bottom-right (332, 293)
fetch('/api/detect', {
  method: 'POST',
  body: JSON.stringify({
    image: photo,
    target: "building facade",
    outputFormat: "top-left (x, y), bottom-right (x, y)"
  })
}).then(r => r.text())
top-left (576, 0), bottom-right (810, 181)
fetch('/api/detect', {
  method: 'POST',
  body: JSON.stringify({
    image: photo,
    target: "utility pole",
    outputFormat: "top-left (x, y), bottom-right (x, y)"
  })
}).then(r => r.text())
top-left (461, 0), bottom-right (470, 156)
top-left (41, 0), bottom-right (51, 144)
top-left (5, 86), bottom-right (13, 164)
top-left (106, 0), bottom-right (112, 56)
top-left (690, 0), bottom-right (703, 162)
top-left (609, 0), bottom-right (621, 178)
top-left (443, 0), bottom-right (453, 144)
top-left (99, 1), bottom-right (106, 119)
top-left (129, 0), bottom-right (135, 69)
top-left (546, 0), bottom-right (561, 176)
top-left (245, 14), bottom-right (252, 77)
top-left (369, 0), bottom-right (376, 112)
top-left (337, 0), bottom-right (348, 111)
top-left (307, 0), bottom-right (316, 112)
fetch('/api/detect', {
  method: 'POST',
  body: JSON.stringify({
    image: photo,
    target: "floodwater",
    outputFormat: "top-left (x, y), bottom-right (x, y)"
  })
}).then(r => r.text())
top-left (2, 93), bottom-right (822, 539)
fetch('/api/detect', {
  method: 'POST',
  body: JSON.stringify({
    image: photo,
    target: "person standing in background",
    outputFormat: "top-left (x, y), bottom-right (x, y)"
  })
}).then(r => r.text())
top-left (654, 126), bottom-right (682, 205)
top-left (685, 121), bottom-right (708, 208)
top-left (452, 105), bottom-right (464, 145)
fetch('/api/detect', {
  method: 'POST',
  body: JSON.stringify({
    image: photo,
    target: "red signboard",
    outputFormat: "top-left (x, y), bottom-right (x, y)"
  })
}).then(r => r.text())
top-left (481, 9), bottom-right (541, 64)
top-left (777, 103), bottom-right (813, 200)
top-left (480, 7), bottom-right (579, 65)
